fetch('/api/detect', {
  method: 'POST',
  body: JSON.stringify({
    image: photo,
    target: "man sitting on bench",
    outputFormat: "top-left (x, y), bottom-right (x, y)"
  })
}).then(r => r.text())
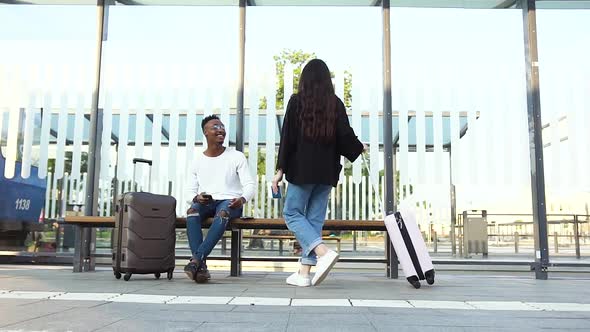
top-left (184, 115), bottom-right (255, 283)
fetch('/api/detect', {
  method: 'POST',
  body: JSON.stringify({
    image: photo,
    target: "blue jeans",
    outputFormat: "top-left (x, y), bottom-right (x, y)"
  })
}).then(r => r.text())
top-left (186, 200), bottom-right (243, 262)
top-left (283, 183), bottom-right (332, 266)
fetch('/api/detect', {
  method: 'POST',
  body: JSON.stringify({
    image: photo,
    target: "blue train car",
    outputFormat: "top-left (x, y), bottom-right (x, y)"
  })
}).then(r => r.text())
top-left (0, 149), bottom-right (47, 246)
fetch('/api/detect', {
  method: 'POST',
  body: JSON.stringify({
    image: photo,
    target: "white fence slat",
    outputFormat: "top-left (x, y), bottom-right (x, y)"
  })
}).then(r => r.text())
top-left (186, 90), bottom-right (197, 176)
top-left (168, 91), bottom-right (179, 195)
top-left (54, 93), bottom-right (68, 179)
top-left (61, 173), bottom-right (69, 218)
top-left (330, 187), bottom-right (336, 219)
top-left (335, 69), bottom-right (344, 101)
top-left (248, 90), bottom-right (259, 182)
top-left (21, 92), bottom-right (36, 179)
top-left (368, 175), bottom-right (373, 219)
top-left (399, 92), bottom-right (409, 189)
top-left (221, 87), bottom-right (230, 148)
top-left (106, 180), bottom-right (113, 217)
top-left (51, 173), bottom-right (58, 219)
top-left (117, 95), bottom-right (129, 180)
top-left (355, 182), bottom-right (360, 220)
top-left (151, 95), bottom-right (163, 191)
top-left (265, 76), bottom-right (277, 182)
top-left (342, 179), bottom-right (347, 220)
top-left (100, 92), bottom-right (112, 182)
top-left (352, 69), bottom-right (362, 184)
top-left (71, 93), bottom-right (85, 181)
top-left (349, 176), bottom-right (354, 220)
top-left (361, 176), bottom-right (367, 220)
top-left (135, 91), bottom-right (146, 169)
top-left (4, 105), bottom-right (19, 179)
top-left (38, 93), bottom-right (52, 178)
top-left (369, 83), bottom-right (379, 187)
top-left (44, 172), bottom-right (52, 218)
top-left (433, 105), bottom-right (443, 184)
top-left (284, 64), bottom-right (294, 101)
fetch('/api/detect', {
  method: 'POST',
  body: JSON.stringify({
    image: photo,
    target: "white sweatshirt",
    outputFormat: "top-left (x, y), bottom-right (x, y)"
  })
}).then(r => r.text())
top-left (186, 148), bottom-right (256, 205)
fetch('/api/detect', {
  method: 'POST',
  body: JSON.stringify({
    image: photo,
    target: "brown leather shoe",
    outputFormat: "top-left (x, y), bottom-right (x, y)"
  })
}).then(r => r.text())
top-left (195, 262), bottom-right (210, 283)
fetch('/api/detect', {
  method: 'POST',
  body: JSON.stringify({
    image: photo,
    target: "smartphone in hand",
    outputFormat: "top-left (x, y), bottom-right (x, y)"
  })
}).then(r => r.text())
top-left (272, 187), bottom-right (282, 199)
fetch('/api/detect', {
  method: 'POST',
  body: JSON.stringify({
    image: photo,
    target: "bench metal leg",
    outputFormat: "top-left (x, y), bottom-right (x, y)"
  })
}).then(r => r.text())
top-left (73, 226), bottom-right (96, 273)
top-left (230, 229), bottom-right (242, 277)
top-left (279, 239), bottom-right (283, 256)
top-left (222, 236), bottom-right (227, 255)
top-left (73, 226), bottom-right (84, 272)
top-left (385, 233), bottom-right (398, 279)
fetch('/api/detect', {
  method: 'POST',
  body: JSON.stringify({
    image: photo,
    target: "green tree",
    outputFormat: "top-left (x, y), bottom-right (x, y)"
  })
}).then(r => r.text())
top-left (261, 49), bottom-right (352, 110)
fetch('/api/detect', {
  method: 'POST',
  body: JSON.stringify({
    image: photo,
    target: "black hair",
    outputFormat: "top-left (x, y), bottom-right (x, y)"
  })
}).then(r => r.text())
top-left (201, 114), bottom-right (220, 132)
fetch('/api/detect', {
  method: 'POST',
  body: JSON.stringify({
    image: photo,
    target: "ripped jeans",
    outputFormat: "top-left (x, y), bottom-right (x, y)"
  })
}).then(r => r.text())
top-left (186, 200), bottom-right (243, 262)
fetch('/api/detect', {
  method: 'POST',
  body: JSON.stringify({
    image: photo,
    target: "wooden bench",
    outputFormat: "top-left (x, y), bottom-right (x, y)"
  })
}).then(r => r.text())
top-left (63, 216), bottom-right (394, 277)
top-left (222, 234), bottom-right (342, 255)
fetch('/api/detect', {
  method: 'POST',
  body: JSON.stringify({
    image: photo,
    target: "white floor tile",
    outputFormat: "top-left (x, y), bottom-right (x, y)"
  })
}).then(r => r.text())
top-left (52, 293), bottom-right (121, 302)
top-left (109, 294), bottom-right (176, 304)
top-left (291, 298), bottom-right (351, 307)
top-left (228, 297), bottom-right (290, 306)
top-left (167, 296), bottom-right (233, 305)
top-left (351, 299), bottom-right (413, 308)
top-left (467, 301), bottom-right (540, 311)
top-left (0, 291), bottom-right (64, 299)
top-left (527, 302), bottom-right (590, 312)
top-left (409, 300), bottom-right (475, 310)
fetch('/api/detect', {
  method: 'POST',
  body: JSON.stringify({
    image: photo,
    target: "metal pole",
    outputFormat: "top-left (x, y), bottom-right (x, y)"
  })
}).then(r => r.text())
top-left (449, 148), bottom-right (457, 256)
top-left (230, 0), bottom-right (246, 277)
top-left (521, 0), bottom-right (549, 280)
top-left (76, 0), bottom-right (107, 272)
top-left (574, 215), bottom-right (581, 259)
top-left (382, 0), bottom-right (397, 279)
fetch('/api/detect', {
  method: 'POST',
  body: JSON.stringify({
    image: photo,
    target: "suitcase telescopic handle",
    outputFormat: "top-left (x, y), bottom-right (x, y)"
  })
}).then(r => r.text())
top-left (133, 158), bottom-right (152, 166)
top-left (132, 158), bottom-right (152, 192)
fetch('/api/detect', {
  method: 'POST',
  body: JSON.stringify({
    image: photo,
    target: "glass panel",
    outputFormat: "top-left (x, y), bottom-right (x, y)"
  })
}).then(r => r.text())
top-left (244, 6), bottom-right (383, 261)
top-left (99, 5), bottom-right (238, 216)
top-left (0, 5), bottom-right (96, 253)
top-left (391, 8), bottom-right (532, 259)
top-left (537, 9), bottom-right (590, 259)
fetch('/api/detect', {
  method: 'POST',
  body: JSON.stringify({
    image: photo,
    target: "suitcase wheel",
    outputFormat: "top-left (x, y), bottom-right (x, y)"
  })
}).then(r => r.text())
top-left (425, 270), bottom-right (435, 285)
top-left (124, 273), bottom-right (132, 281)
top-left (407, 276), bottom-right (421, 289)
top-left (167, 269), bottom-right (174, 280)
top-left (114, 272), bottom-right (121, 280)
top-left (155, 272), bottom-right (161, 280)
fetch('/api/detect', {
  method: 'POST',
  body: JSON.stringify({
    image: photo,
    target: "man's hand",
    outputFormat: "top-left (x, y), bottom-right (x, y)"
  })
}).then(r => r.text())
top-left (362, 143), bottom-right (369, 152)
top-left (228, 197), bottom-right (246, 209)
top-left (271, 169), bottom-right (283, 195)
top-left (193, 193), bottom-right (212, 205)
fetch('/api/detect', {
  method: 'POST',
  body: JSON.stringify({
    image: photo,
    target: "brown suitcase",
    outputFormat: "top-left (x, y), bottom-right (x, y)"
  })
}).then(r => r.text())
top-left (112, 158), bottom-right (176, 281)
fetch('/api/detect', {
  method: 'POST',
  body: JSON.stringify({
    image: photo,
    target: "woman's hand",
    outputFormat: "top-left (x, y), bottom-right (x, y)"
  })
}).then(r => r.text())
top-left (271, 169), bottom-right (284, 195)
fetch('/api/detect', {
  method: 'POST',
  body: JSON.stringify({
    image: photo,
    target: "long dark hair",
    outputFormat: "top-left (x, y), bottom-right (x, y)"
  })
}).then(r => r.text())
top-left (297, 59), bottom-right (338, 143)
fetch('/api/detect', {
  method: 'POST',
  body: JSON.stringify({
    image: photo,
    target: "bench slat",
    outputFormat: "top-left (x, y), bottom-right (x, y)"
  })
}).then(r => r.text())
top-left (62, 216), bottom-right (386, 231)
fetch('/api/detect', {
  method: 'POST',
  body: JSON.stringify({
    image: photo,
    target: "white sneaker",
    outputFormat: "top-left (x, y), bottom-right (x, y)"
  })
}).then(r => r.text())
top-left (312, 250), bottom-right (339, 286)
top-left (286, 272), bottom-right (311, 287)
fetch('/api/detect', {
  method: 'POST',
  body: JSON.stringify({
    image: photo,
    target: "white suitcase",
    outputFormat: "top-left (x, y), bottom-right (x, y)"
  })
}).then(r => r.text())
top-left (384, 207), bottom-right (435, 288)
top-left (361, 154), bottom-right (435, 288)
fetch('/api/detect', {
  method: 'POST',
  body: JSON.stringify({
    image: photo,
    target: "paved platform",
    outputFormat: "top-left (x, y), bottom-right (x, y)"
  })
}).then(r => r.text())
top-left (0, 264), bottom-right (589, 331)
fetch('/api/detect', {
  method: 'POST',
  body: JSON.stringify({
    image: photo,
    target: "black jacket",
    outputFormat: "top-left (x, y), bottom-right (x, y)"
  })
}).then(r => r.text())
top-left (277, 94), bottom-right (364, 187)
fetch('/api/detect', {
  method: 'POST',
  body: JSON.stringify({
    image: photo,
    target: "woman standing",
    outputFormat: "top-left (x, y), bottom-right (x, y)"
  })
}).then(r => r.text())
top-left (272, 59), bottom-right (365, 287)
